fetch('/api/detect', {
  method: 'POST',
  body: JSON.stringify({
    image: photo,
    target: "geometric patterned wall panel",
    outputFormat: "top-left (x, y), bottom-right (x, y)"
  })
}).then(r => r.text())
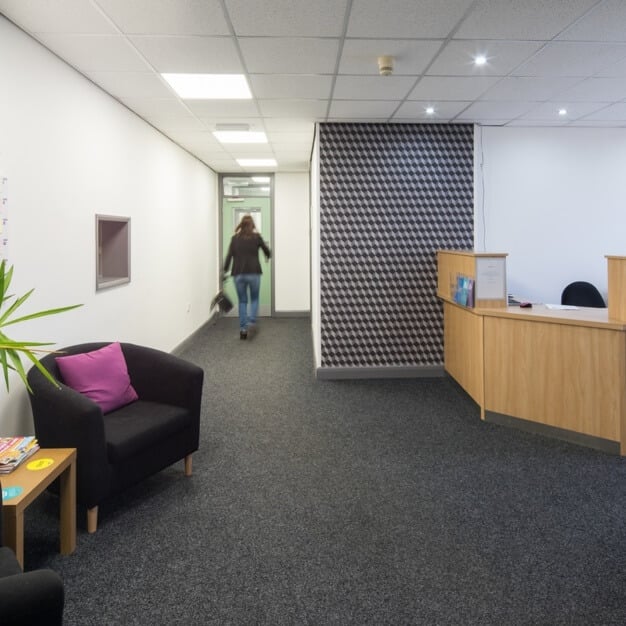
top-left (319, 123), bottom-right (474, 368)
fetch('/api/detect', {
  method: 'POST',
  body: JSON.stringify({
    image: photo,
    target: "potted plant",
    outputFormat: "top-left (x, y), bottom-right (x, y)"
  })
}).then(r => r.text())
top-left (0, 259), bottom-right (81, 392)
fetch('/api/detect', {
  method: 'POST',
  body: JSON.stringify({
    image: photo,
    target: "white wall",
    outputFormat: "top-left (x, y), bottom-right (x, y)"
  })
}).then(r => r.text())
top-left (0, 17), bottom-right (219, 433)
top-left (274, 172), bottom-right (310, 312)
top-left (310, 129), bottom-right (321, 367)
top-left (475, 125), bottom-right (626, 305)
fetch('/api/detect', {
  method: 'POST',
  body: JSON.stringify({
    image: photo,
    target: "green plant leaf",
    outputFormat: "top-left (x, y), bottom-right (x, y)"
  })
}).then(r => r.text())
top-left (0, 260), bottom-right (82, 393)
top-left (0, 287), bottom-right (35, 325)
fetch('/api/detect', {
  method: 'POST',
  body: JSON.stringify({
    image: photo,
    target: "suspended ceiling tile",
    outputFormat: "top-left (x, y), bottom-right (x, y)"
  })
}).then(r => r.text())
top-left (269, 158), bottom-right (310, 171)
top-left (394, 100), bottom-right (472, 120)
top-left (200, 117), bottom-right (267, 132)
top-left (88, 71), bottom-right (175, 99)
top-left (328, 100), bottom-right (399, 119)
top-left (408, 76), bottom-right (499, 101)
top-left (35, 34), bottom-right (152, 72)
top-left (333, 75), bottom-right (416, 100)
top-left (271, 148), bottom-right (312, 160)
top-left (520, 101), bottom-right (607, 121)
top-left (185, 100), bottom-right (260, 117)
top-left (457, 100), bottom-right (535, 120)
top-left (428, 40), bottom-right (544, 76)
top-left (557, 0), bottom-right (626, 41)
top-left (95, 0), bottom-right (230, 35)
top-left (257, 99), bottom-right (329, 119)
top-left (570, 119), bottom-right (626, 127)
top-left (473, 121), bottom-right (510, 126)
top-left (506, 119), bottom-right (571, 127)
top-left (479, 76), bottom-right (581, 102)
top-left (547, 77), bottom-right (626, 102)
top-left (0, 0), bottom-right (116, 34)
top-left (513, 42), bottom-right (626, 77)
top-left (249, 75), bottom-right (333, 100)
top-left (130, 35), bottom-right (243, 73)
top-left (338, 39), bottom-right (443, 75)
top-left (199, 158), bottom-right (242, 171)
top-left (580, 102), bottom-right (626, 121)
top-left (266, 131), bottom-right (315, 144)
top-left (596, 56), bottom-right (626, 77)
top-left (347, 0), bottom-right (475, 38)
top-left (239, 37), bottom-right (339, 74)
top-left (121, 97), bottom-right (196, 119)
top-left (454, 0), bottom-right (598, 40)
top-left (224, 0), bottom-right (348, 37)
top-left (144, 114), bottom-right (208, 132)
top-left (163, 130), bottom-right (222, 149)
top-left (264, 119), bottom-right (316, 132)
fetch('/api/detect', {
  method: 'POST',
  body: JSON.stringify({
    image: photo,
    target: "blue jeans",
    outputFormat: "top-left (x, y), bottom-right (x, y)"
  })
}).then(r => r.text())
top-left (234, 274), bottom-right (261, 331)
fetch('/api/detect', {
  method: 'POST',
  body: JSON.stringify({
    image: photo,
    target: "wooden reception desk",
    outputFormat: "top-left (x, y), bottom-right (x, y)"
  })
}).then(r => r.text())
top-left (438, 251), bottom-right (626, 455)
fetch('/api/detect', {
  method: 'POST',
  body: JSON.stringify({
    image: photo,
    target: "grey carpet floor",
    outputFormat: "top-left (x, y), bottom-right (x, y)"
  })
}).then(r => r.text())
top-left (22, 317), bottom-right (626, 625)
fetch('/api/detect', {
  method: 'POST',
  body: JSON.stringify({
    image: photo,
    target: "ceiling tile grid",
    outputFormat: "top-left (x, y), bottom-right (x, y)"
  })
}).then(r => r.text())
top-left (2, 0), bottom-right (626, 172)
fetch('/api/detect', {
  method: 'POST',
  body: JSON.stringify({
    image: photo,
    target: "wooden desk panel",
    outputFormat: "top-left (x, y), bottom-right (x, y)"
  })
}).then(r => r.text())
top-left (443, 301), bottom-right (484, 413)
top-left (484, 315), bottom-right (626, 444)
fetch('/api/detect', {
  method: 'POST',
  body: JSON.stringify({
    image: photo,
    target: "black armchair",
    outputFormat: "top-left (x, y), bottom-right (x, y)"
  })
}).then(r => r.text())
top-left (26, 342), bottom-right (204, 533)
top-left (0, 486), bottom-right (65, 625)
top-left (561, 281), bottom-right (606, 308)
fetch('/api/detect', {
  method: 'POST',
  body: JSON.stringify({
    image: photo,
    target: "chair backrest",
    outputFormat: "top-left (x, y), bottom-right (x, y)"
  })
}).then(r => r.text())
top-left (561, 281), bottom-right (606, 308)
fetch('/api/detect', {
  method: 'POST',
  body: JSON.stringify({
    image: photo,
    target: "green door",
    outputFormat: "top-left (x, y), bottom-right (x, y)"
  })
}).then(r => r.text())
top-left (221, 176), bottom-right (272, 317)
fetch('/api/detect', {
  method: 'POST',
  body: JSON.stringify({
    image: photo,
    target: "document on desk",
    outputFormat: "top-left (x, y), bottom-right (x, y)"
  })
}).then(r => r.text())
top-left (545, 304), bottom-right (579, 310)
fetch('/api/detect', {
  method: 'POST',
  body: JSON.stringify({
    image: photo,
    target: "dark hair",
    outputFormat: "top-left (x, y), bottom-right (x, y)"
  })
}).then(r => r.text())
top-left (235, 215), bottom-right (256, 237)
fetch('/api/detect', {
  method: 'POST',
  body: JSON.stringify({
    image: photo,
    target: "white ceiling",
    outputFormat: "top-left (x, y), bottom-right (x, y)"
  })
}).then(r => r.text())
top-left (3, 0), bottom-right (626, 173)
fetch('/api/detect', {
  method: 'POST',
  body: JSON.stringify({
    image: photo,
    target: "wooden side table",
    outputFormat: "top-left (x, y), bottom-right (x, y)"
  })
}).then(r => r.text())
top-left (1, 447), bottom-right (76, 568)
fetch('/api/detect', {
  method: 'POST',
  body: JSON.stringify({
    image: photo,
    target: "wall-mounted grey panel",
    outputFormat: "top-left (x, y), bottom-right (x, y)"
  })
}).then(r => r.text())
top-left (319, 123), bottom-right (473, 369)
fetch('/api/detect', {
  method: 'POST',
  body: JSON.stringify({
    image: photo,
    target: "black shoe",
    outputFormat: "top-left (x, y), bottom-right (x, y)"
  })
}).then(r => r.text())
top-left (247, 324), bottom-right (256, 339)
top-left (240, 331), bottom-right (247, 340)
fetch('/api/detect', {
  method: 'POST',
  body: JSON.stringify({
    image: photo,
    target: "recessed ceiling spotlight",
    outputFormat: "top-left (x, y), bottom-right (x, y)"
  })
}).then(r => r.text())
top-left (474, 55), bottom-right (487, 66)
top-left (558, 108), bottom-right (568, 116)
top-left (425, 106), bottom-right (435, 115)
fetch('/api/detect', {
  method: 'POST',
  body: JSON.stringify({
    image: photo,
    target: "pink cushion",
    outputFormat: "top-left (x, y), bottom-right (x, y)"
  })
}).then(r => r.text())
top-left (55, 342), bottom-right (138, 413)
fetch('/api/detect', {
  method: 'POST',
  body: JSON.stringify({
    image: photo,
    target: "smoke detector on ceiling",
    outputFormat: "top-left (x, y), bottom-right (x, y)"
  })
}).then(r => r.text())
top-left (378, 55), bottom-right (394, 76)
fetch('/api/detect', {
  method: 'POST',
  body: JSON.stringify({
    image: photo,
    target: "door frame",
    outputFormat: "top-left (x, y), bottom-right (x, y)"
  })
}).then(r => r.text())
top-left (219, 173), bottom-right (275, 317)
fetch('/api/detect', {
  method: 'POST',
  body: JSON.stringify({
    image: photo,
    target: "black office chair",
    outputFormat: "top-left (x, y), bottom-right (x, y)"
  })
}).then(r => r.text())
top-left (561, 281), bottom-right (606, 308)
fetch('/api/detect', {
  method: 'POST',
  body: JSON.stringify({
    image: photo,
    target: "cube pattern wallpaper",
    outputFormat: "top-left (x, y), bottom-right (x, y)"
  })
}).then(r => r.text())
top-left (318, 123), bottom-right (474, 369)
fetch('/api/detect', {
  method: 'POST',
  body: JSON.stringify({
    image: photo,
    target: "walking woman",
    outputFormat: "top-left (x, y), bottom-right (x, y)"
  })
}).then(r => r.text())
top-left (223, 214), bottom-right (271, 339)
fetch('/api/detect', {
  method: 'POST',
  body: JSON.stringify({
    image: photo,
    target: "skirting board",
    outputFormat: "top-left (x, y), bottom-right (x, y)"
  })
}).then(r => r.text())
top-left (485, 411), bottom-right (620, 455)
top-left (273, 311), bottom-right (310, 318)
top-left (316, 365), bottom-right (445, 380)
top-left (172, 314), bottom-right (218, 356)
top-left (223, 308), bottom-right (308, 318)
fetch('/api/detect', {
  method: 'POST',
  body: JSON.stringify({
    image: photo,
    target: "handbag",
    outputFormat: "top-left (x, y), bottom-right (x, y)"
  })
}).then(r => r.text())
top-left (211, 289), bottom-right (233, 313)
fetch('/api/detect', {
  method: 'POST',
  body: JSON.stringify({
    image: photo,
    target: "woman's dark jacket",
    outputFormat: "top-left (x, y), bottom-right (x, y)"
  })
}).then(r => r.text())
top-left (224, 233), bottom-right (271, 275)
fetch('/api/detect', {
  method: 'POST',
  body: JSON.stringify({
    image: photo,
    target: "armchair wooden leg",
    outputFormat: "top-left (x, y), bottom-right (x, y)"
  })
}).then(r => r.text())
top-left (184, 454), bottom-right (193, 476)
top-left (87, 506), bottom-right (98, 534)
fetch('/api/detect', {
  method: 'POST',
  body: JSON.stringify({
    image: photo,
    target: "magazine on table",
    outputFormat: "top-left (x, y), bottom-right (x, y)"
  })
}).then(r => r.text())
top-left (0, 436), bottom-right (40, 473)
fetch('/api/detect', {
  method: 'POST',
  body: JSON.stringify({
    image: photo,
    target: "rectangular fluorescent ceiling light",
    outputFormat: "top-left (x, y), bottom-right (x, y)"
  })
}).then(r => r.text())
top-left (252, 176), bottom-right (270, 182)
top-left (213, 131), bottom-right (267, 144)
top-left (161, 73), bottom-right (251, 99)
top-left (237, 158), bottom-right (277, 167)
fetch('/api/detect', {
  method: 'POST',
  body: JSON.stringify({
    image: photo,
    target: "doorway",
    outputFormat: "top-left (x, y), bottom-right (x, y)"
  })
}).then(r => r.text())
top-left (220, 174), bottom-right (273, 317)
